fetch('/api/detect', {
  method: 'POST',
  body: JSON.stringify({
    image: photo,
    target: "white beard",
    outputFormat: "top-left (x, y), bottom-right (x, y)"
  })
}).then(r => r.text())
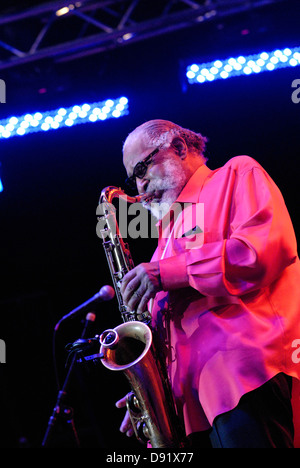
top-left (142, 157), bottom-right (187, 220)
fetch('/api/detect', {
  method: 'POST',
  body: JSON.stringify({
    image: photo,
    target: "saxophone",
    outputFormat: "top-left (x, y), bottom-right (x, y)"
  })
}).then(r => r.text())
top-left (96, 186), bottom-right (185, 448)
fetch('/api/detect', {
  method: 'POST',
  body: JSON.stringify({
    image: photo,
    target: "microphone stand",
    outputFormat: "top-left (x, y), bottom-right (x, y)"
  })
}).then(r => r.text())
top-left (42, 312), bottom-right (96, 448)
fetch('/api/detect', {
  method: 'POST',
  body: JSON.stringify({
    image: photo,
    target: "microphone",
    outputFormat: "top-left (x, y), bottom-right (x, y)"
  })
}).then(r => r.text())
top-left (55, 285), bottom-right (115, 330)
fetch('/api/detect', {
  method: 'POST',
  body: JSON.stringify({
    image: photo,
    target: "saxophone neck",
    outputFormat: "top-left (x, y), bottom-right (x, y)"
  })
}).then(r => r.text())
top-left (100, 186), bottom-right (142, 205)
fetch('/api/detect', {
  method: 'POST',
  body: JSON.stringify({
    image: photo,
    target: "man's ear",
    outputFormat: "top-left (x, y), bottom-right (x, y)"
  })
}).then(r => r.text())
top-left (171, 137), bottom-right (187, 159)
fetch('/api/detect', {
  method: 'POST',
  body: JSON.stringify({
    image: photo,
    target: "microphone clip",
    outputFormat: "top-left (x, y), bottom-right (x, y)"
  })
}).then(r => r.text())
top-left (65, 336), bottom-right (100, 368)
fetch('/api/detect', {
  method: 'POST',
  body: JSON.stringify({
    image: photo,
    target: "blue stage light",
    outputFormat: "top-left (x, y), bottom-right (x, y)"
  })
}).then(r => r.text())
top-left (0, 96), bottom-right (129, 140)
top-left (186, 46), bottom-right (300, 85)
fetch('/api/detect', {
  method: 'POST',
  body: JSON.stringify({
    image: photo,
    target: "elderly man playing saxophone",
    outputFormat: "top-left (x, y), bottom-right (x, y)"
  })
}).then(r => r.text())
top-left (115, 119), bottom-right (300, 448)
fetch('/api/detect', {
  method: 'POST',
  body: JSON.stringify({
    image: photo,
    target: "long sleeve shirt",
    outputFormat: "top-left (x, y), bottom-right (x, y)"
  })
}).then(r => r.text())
top-left (150, 155), bottom-right (300, 435)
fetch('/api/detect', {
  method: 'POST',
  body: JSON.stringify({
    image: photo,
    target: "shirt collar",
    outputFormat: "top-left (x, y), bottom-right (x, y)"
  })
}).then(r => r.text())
top-left (176, 163), bottom-right (212, 203)
top-left (155, 163), bottom-right (212, 230)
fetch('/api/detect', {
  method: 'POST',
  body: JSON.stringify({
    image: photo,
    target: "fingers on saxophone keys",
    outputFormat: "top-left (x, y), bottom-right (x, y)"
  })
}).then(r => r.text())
top-left (127, 288), bottom-right (144, 310)
top-left (137, 291), bottom-right (153, 315)
top-left (122, 278), bottom-right (140, 304)
top-left (120, 269), bottom-right (135, 295)
top-left (120, 421), bottom-right (129, 433)
top-left (120, 413), bottom-right (134, 437)
top-left (120, 423), bottom-right (134, 437)
top-left (115, 397), bottom-right (126, 408)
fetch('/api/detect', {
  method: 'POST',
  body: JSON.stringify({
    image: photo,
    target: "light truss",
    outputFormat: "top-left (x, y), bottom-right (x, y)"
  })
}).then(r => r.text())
top-left (0, 0), bottom-right (285, 70)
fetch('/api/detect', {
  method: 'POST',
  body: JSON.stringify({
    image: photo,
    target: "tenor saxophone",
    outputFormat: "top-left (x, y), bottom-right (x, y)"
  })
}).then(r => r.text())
top-left (96, 186), bottom-right (185, 448)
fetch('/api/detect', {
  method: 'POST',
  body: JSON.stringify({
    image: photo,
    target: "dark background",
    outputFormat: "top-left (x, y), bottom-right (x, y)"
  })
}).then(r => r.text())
top-left (0, 0), bottom-right (299, 448)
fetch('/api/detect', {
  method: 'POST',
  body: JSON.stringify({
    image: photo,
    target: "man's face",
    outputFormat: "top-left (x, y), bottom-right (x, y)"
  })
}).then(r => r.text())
top-left (123, 130), bottom-right (187, 219)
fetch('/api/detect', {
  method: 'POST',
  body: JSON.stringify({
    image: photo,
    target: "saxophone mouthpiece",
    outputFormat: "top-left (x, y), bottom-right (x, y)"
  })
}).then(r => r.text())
top-left (139, 193), bottom-right (154, 204)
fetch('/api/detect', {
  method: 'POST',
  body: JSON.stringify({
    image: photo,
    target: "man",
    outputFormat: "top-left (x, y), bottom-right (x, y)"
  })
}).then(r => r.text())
top-left (116, 119), bottom-right (300, 448)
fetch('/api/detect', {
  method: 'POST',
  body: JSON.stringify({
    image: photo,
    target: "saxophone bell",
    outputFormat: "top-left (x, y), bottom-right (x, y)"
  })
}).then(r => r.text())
top-left (99, 321), bottom-right (179, 447)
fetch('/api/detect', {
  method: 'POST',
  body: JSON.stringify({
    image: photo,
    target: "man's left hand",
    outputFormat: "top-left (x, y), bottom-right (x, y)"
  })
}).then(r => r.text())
top-left (120, 261), bottom-right (162, 315)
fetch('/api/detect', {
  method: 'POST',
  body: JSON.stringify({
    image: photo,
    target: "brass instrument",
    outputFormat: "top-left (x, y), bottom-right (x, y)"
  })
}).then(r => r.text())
top-left (97, 186), bottom-right (184, 448)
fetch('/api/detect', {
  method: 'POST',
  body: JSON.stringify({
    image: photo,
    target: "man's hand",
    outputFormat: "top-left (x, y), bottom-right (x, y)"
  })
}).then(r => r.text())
top-left (120, 261), bottom-right (162, 315)
top-left (115, 394), bottom-right (134, 437)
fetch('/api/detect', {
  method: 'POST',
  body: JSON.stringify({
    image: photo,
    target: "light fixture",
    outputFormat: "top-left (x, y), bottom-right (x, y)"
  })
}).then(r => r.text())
top-left (186, 46), bottom-right (300, 85)
top-left (55, 5), bottom-right (75, 17)
top-left (0, 96), bottom-right (129, 140)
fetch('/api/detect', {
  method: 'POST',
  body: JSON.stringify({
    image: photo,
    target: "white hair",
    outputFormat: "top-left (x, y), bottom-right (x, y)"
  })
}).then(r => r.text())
top-left (124, 119), bottom-right (208, 158)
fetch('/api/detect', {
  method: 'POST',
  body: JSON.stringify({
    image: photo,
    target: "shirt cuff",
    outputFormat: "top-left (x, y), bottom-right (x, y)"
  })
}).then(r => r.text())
top-left (159, 253), bottom-right (189, 291)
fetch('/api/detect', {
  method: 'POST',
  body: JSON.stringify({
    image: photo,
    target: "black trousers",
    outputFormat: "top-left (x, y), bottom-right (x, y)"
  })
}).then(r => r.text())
top-left (188, 373), bottom-right (294, 448)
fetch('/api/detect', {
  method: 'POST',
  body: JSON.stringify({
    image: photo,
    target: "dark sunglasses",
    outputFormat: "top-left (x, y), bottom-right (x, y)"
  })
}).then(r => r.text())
top-left (125, 147), bottom-right (160, 191)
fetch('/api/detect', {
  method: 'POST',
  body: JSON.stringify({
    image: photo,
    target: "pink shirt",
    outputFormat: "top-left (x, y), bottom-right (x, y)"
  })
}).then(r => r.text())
top-left (150, 156), bottom-right (300, 436)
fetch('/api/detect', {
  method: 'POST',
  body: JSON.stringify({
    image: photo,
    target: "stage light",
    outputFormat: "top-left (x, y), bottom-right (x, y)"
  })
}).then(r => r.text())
top-left (0, 97), bottom-right (129, 140)
top-left (55, 6), bottom-right (72, 17)
top-left (186, 46), bottom-right (300, 85)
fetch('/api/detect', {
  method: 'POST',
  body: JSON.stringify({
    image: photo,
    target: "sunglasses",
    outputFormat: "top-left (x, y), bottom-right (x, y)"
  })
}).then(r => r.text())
top-left (125, 147), bottom-right (160, 191)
